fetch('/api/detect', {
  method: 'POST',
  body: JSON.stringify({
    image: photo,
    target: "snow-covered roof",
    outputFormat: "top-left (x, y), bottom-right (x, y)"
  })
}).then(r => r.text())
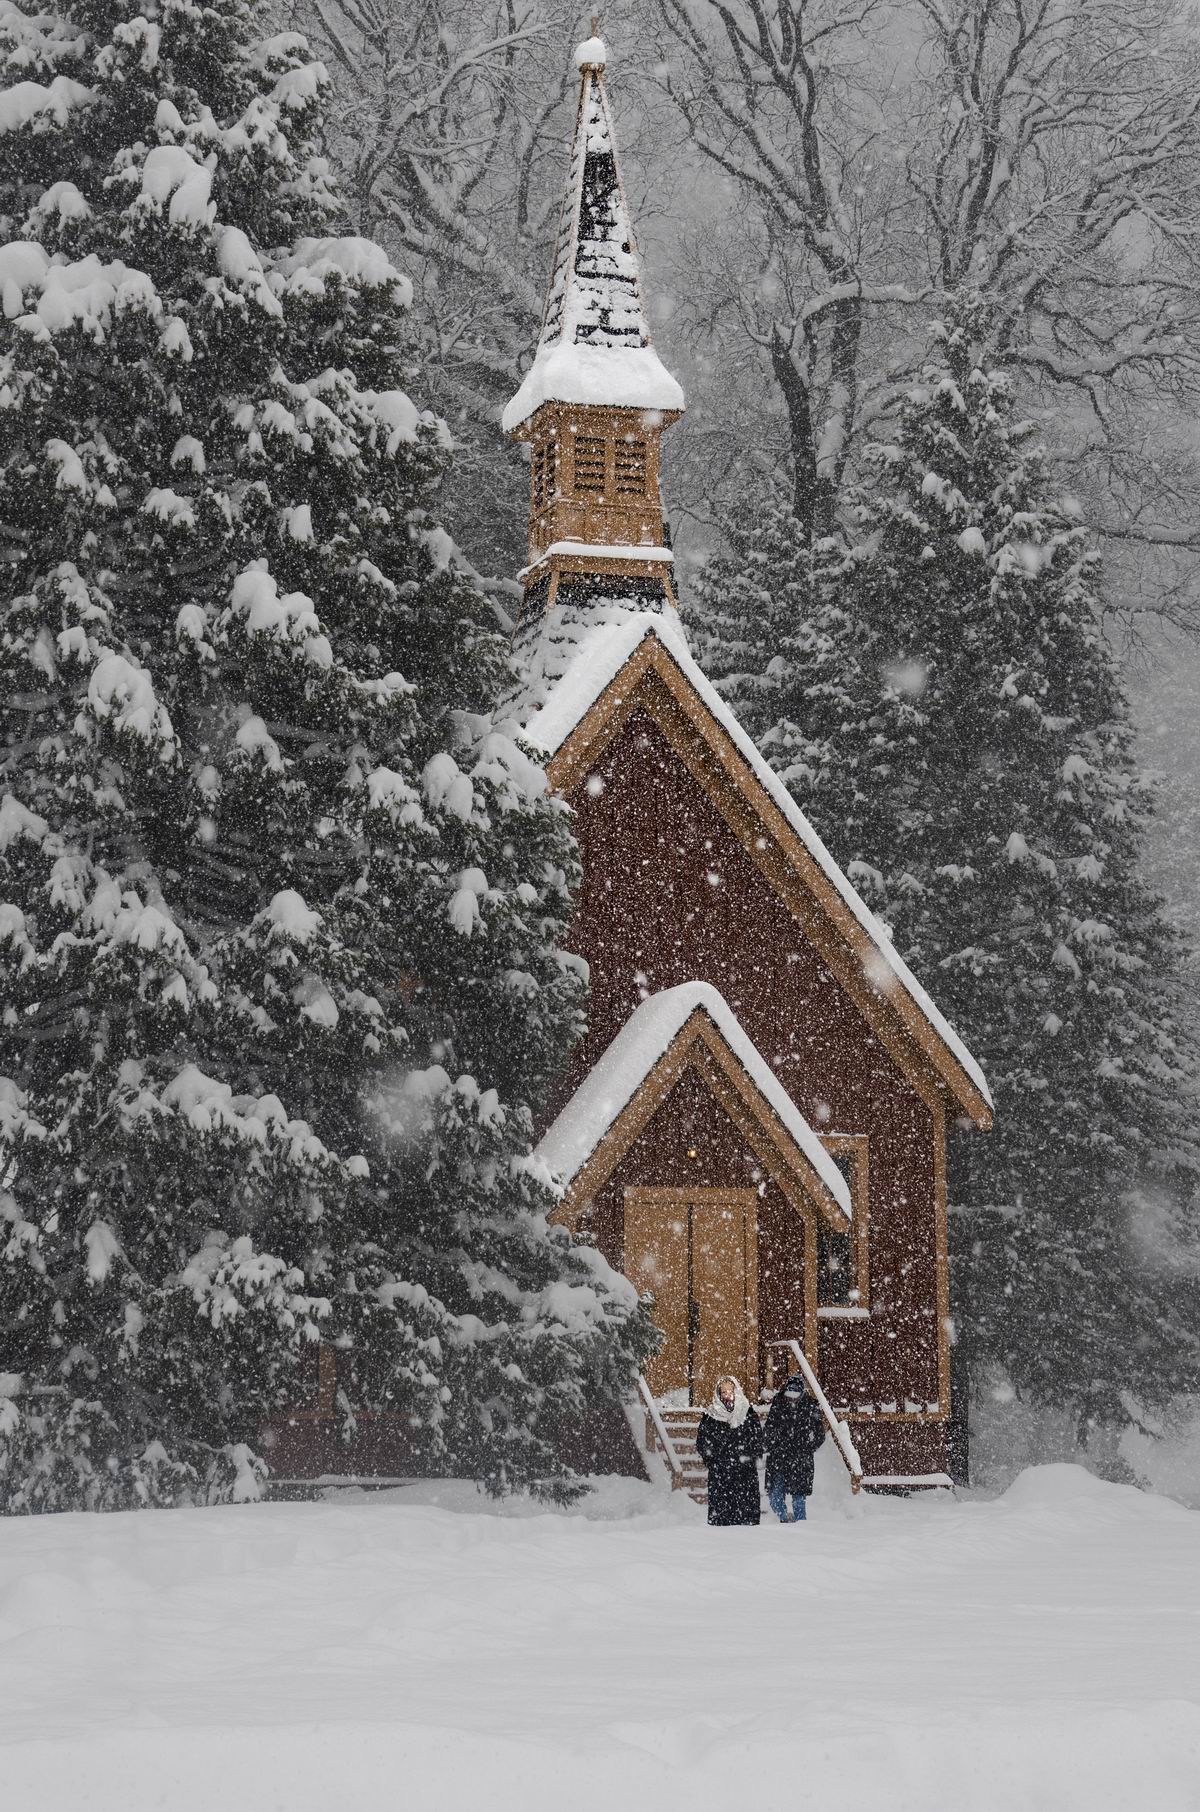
top-left (502, 45), bottom-right (684, 434)
top-left (504, 343), bottom-right (683, 431)
top-left (519, 540), bottom-right (674, 581)
top-left (536, 982), bottom-right (852, 1217)
top-left (520, 611), bottom-right (993, 1117)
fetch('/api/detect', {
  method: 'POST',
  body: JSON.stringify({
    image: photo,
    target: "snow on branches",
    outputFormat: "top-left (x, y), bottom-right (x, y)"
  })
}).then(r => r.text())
top-left (0, 0), bottom-right (650, 1511)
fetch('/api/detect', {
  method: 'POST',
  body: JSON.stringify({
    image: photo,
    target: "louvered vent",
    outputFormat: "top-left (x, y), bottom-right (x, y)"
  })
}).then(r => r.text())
top-left (614, 439), bottom-right (647, 495)
top-left (574, 436), bottom-right (607, 495)
top-left (531, 440), bottom-right (555, 511)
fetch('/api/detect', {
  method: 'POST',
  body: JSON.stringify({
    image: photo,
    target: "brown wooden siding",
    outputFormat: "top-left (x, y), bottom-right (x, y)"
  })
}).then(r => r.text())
top-left (559, 710), bottom-right (946, 1427)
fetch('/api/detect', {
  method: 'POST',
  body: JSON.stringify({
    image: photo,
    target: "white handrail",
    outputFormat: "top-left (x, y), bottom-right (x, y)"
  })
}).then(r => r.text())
top-left (767, 1338), bottom-right (863, 1493)
top-left (636, 1373), bottom-right (684, 1476)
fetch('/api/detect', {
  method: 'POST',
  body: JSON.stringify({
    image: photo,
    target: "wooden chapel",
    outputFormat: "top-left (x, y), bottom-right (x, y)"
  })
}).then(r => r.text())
top-left (510, 31), bottom-right (994, 1491)
top-left (268, 29), bottom-right (993, 1496)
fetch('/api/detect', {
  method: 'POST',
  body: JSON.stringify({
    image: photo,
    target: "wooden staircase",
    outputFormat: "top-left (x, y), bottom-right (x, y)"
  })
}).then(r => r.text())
top-left (640, 1399), bottom-right (770, 1507)
top-left (655, 1406), bottom-right (709, 1504)
top-left (638, 1340), bottom-right (871, 1507)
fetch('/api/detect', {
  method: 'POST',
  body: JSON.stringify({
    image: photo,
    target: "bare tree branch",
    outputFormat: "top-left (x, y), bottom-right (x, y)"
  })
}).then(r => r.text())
top-left (650, 0), bottom-right (1200, 615)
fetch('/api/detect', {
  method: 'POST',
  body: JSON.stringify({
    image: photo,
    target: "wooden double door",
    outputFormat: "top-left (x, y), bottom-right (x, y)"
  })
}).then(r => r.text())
top-left (624, 1188), bottom-right (759, 1406)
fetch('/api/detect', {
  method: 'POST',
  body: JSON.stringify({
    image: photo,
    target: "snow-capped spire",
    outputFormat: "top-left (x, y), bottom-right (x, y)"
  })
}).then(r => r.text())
top-left (502, 36), bottom-right (684, 433)
top-left (573, 29), bottom-right (607, 71)
top-left (504, 35), bottom-right (684, 627)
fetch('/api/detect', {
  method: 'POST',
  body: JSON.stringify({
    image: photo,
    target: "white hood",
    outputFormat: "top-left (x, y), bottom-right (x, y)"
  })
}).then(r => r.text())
top-left (705, 1379), bottom-right (752, 1427)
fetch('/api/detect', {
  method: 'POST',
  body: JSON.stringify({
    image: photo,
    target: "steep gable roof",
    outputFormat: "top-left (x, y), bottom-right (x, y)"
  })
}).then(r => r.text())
top-left (518, 609), bottom-right (993, 1128)
top-left (537, 982), bottom-right (852, 1227)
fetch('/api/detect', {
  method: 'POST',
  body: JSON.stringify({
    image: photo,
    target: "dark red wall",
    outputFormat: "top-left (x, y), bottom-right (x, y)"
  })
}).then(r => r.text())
top-left (562, 709), bottom-right (945, 1425)
top-left (270, 700), bottom-right (953, 1485)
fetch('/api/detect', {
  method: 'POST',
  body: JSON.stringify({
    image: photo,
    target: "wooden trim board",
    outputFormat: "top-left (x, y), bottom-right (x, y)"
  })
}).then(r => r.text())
top-left (551, 1005), bottom-right (850, 1240)
top-left (546, 634), bottom-right (992, 1130)
top-left (820, 1132), bottom-right (871, 1310)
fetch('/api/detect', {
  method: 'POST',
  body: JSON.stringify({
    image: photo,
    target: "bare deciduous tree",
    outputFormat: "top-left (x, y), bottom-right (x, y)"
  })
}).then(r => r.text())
top-left (288, 0), bottom-right (1200, 617)
top-left (291, 0), bottom-right (675, 573)
top-left (652, 0), bottom-right (1200, 616)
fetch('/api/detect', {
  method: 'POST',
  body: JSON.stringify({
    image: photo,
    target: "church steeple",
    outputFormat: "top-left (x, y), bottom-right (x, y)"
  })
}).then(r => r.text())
top-left (504, 30), bottom-right (685, 621)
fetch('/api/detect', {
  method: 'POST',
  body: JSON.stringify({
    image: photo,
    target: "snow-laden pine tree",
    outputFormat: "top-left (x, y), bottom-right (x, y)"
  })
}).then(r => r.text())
top-left (690, 302), bottom-right (1200, 1436)
top-left (0, 0), bottom-right (651, 1511)
top-left (687, 482), bottom-right (863, 818)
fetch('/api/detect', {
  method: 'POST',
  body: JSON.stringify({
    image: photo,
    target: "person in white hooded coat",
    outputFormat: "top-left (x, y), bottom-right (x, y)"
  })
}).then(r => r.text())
top-left (695, 1376), bottom-right (764, 1525)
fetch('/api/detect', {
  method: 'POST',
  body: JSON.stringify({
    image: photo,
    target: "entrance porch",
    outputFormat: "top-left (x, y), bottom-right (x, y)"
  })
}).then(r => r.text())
top-left (537, 982), bottom-right (853, 1380)
top-left (635, 1337), bottom-right (868, 1507)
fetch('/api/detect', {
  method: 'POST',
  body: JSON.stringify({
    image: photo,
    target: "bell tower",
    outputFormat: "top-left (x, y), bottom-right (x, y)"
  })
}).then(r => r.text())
top-left (503, 31), bottom-right (685, 623)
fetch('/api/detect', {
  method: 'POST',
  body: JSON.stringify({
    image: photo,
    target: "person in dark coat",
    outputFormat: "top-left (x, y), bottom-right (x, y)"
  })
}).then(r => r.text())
top-left (763, 1371), bottom-right (826, 1521)
top-left (695, 1375), bottom-right (764, 1526)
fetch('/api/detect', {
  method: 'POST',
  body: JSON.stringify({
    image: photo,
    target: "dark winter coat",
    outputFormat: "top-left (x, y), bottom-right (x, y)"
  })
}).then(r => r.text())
top-left (763, 1389), bottom-right (826, 1496)
top-left (695, 1408), bottom-right (765, 1526)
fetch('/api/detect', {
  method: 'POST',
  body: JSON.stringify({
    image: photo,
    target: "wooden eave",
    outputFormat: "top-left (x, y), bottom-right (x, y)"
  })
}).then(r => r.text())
top-left (552, 1006), bottom-right (850, 1234)
top-left (546, 634), bottom-right (993, 1131)
top-left (508, 399), bottom-right (684, 445)
top-left (520, 547), bottom-right (675, 583)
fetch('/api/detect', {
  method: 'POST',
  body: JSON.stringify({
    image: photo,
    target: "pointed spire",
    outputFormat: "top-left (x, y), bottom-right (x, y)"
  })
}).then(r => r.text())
top-left (502, 35), bottom-right (684, 434)
top-left (505, 32), bottom-right (684, 629)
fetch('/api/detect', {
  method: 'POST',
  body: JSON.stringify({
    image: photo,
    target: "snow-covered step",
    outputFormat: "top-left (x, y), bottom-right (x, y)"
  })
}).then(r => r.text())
top-left (642, 1393), bottom-right (779, 1506)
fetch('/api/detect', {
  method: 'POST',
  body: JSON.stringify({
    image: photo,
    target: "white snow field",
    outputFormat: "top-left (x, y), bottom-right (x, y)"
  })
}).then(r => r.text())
top-left (1, 1462), bottom-right (1197, 1812)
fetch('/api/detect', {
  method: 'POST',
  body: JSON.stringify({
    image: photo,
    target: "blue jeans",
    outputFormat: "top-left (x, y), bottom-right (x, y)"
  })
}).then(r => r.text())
top-left (768, 1479), bottom-right (807, 1522)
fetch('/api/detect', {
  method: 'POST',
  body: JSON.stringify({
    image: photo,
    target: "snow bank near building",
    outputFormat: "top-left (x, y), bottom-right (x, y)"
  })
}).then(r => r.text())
top-left (0, 1465), bottom-right (1195, 1810)
top-left (972, 1382), bottom-right (1200, 1509)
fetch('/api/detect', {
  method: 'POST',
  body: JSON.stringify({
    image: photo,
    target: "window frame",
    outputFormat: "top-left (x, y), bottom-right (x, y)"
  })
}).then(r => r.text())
top-left (818, 1133), bottom-right (870, 1314)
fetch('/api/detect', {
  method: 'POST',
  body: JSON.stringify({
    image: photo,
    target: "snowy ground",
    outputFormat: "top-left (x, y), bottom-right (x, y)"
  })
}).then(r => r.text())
top-left (1, 1461), bottom-right (1197, 1812)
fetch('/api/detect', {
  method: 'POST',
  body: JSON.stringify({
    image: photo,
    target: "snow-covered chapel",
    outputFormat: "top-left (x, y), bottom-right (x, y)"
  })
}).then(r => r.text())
top-left (263, 30), bottom-right (995, 1496)
top-left (509, 34), bottom-right (994, 1492)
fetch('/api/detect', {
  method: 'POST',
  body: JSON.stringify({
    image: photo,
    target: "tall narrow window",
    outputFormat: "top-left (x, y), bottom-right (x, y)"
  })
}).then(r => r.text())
top-left (574, 435), bottom-right (606, 495)
top-left (816, 1215), bottom-right (854, 1307)
top-left (818, 1136), bottom-right (870, 1309)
